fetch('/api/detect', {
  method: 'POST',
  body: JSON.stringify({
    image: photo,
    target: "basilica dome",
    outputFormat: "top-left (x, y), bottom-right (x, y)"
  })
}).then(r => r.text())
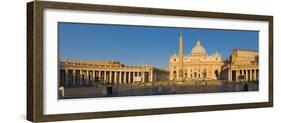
top-left (191, 40), bottom-right (206, 56)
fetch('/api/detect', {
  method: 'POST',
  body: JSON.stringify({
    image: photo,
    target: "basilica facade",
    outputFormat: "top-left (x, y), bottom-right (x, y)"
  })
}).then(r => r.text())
top-left (169, 32), bottom-right (224, 81)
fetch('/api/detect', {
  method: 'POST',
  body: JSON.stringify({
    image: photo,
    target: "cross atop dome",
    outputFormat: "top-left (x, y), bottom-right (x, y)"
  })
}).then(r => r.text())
top-left (196, 40), bottom-right (201, 46)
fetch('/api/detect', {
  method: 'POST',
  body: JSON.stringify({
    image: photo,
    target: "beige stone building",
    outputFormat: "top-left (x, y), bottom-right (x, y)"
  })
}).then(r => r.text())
top-left (169, 33), bottom-right (224, 81)
top-left (221, 49), bottom-right (259, 82)
top-left (59, 60), bottom-right (168, 87)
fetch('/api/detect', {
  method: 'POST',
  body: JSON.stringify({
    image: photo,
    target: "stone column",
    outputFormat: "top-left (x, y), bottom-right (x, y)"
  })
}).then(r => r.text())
top-left (79, 70), bottom-right (83, 86)
top-left (243, 69), bottom-right (244, 81)
top-left (142, 71), bottom-right (145, 83)
top-left (132, 72), bottom-right (135, 83)
top-left (104, 71), bottom-right (107, 83)
top-left (73, 70), bottom-right (76, 86)
top-left (109, 71), bottom-right (112, 83)
top-left (246, 69), bottom-right (249, 81)
top-left (236, 70), bottom-right (239, 82)
top-left (228, 69), bottom-right (231, 81)
top-left (81, 70), bottom-right (84, 86)
top-left (249, 69), bottom-right (252, 81)
top-left (98, 71), bottom-right (100, 82)
top-left (128, 71), bottom-right (131, 83)
top-left (243, 69), bottom-right (246, 81)
top-left (89, 71), bottom-right (91, 84)
top-left (230, 69), bottom-right (232, 81)
top-left (253, 70), bottom-right (256, 81)
top-left (124, 71), bottom-right (127, 84)
top-left (88, 70), bottom-right (91, 83)
top-left (256, 69), bottom-right (259, 80)
top-left (150, 70), bottom-right (153, 82)
top-left (92, 70), bottom-right (95, 82)
top-left (86, 70), bottom-right (89, 85)
top-left (99, 70), bottom-right (103, 82)
top-left (114, 71), bottom-right (117, 83)
top-left (218, 69), bottom-right (221, 80)
top-left (119, 71), bottom-right (122, 84)
top-left (65, 69), bottom-right (69, 86)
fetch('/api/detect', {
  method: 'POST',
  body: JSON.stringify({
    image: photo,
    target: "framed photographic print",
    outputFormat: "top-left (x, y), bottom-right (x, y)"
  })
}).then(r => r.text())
top-left (27, 0), bottom-right (273, 122)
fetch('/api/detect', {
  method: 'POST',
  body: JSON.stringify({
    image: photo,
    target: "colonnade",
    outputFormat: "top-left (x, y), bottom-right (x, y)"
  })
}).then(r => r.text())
top-left (228, 68), bottom-right (259, 82)
top-left (60, 69), bottom-right (152, 87)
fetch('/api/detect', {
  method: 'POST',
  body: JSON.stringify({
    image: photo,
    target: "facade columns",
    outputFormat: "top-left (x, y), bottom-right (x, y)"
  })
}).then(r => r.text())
top-left (230, 69), bottom-right (232, 82)
top-left (92, 70), bottom-right (95, 83)
top-left (245, 69), bottom-right (248, 81)
top-left (242, 69), bottom-right (245, 81)
top-left (219, 67), bottom-right (256, 82)
top-left (114, 71), bottom-right (117, 83)
top-left (228, 68), bottom-right (232, 81)
top-left (65, 69), bottom-right (69, 86)
top-left (132, 72), bottom-right (135, 83)
top-left (86, 70), bottom-right (89, 85)
top-left (104, 71), bottom-right (107, 83)
top-left (79, 70), bottom-right (83, 86)
top-left (236, 70), bottom-right (237, 82)
top-left (88, 70), bottom-right (91, 85)
top-left (256, 69), bottom-right (259, 80)
top-left (128, 72), bottom-right (130, 83)
top-left (150, 70), bottom-right (153, 82)
top-left (253, 70), bottom-right (256, 81)
top-left (128, 71), bottom-right (131, 83)
top-left (83, 70), bottom-right (86, 85)
top-left (98, 71), bottom-right (101, 82)
top-left (218, 69), bottom-right (221, 80)
top-left (249, 69), bottom-right (252, 81)
top-left (109, 71), bottom-right (112, 83)
top-left (81, 70), bottom-right (84, 86)
top-left (73, 70), bottom-right (76, 86)
top-left (100, 71), bottom-right (103, 82)
top-left (142, 72), bottom-right (145, 83)
top-left (124, 71), bottom-right (127, 83)
top-left (119, 71), bottom-right (122, 84)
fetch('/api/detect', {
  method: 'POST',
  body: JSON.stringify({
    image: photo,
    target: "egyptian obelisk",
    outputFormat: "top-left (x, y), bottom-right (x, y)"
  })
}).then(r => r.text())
top-left (179, 32), bottom-right (184, 81)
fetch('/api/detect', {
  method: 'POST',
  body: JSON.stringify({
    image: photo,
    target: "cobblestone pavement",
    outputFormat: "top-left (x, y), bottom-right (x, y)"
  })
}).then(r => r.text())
top-left (59, 81), bottom-right (258, 99)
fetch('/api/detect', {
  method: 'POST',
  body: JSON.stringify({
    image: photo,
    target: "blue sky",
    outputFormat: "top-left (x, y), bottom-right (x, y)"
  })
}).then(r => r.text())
top-left (59, 22), bottom-right (258, 69)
